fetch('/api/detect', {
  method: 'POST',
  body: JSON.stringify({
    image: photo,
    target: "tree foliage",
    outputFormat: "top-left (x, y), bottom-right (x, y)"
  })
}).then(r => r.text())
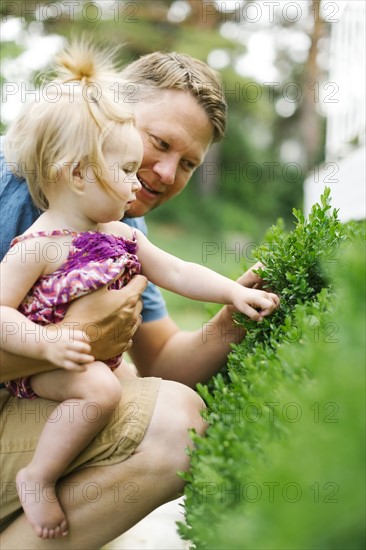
top-left (0, 0), bottom-right (330, 238)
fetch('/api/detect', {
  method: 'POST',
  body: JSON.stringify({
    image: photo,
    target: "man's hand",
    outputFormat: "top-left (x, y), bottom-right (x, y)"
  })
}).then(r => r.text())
top-left (236, 261), bottom-right (265, 289)
top-left (62, 275), bottom-right (147, 361)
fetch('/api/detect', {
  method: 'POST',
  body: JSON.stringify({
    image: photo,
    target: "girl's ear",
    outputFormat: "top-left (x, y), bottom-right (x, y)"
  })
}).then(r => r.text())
top-left (70, 162), bottom-right (85, 194)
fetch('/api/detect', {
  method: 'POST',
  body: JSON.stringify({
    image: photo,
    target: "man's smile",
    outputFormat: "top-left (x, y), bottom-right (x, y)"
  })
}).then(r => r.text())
top-left (137, 175), bottom-right (163, 196)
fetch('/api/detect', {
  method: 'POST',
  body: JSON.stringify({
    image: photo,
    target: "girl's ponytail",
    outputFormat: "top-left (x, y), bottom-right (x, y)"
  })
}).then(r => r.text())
top-left (4, 39), bottom-right (136, 210)
top-left (55, 39), bottom-right (117, 86)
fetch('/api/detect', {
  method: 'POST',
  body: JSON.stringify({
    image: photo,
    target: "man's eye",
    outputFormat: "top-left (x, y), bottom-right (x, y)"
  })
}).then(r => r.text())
top-left (182, 159), bottom-right (196, 171)
top-left (151, 135), bottom-right (169, 150)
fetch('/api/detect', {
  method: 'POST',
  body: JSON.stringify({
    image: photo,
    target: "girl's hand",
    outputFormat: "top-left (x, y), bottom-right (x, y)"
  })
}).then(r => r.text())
top-left (232, 287), bottom-right (280, 321)
top-left (42, 328), bottom-right (94, 371)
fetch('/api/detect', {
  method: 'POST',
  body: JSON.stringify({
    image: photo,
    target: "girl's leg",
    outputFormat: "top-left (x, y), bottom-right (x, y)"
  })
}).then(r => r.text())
top-left (1, 380), bottom-right (207, 550)
top-left (16, 362), bottom-right (121, 540)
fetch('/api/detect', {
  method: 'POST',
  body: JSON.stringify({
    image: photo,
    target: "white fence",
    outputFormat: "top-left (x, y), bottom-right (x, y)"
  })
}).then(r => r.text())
top-left (304, 0), bottom-right (365, 221)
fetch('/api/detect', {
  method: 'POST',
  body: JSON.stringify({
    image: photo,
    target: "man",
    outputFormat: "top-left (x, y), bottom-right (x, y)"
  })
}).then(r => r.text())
top-left (0, 50), bottom-right (263, 547)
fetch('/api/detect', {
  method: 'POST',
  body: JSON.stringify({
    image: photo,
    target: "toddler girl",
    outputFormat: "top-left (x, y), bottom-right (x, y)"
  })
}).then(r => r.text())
top-left (0, 41), bottom-right (279, 539)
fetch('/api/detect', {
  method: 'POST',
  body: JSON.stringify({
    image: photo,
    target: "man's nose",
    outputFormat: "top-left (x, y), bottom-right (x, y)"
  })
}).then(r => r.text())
top-left (154, 158), bottom-right (178, 185)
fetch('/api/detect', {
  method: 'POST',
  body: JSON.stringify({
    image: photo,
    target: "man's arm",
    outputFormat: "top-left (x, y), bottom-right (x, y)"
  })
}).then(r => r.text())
top-left (130, 264), bottom-right (264, 388)
top-left (0, 276), bottom-right (147, 383)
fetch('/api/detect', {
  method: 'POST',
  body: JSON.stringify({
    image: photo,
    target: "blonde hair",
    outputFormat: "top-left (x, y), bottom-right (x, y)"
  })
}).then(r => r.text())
top-left (4, 40), bottom-right (135, 210)
top-left (121, 51), bottom-right (227, 142)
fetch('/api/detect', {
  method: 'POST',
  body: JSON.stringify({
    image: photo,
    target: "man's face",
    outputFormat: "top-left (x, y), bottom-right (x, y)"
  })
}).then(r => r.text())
top-left (125, 89), bottom-right (214, 218)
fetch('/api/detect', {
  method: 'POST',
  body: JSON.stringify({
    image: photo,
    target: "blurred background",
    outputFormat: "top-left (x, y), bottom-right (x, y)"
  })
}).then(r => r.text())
top-left (1, 0), bottom-right (364, 328)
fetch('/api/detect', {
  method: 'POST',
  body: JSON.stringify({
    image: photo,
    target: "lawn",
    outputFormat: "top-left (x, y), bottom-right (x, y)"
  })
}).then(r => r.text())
top-left (147, 220), bottom-right (252, 329)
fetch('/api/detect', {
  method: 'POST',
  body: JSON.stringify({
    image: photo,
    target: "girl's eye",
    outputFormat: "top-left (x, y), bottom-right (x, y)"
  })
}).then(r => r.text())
top-left (123, 163), bottom-right (136, 174)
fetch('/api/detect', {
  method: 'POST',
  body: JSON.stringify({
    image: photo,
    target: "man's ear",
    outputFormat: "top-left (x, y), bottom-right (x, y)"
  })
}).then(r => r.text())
top-left (70, 162), bottom-right (85, 194)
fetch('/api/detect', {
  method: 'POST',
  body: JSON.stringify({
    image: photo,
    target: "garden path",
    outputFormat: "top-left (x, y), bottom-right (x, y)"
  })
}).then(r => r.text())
top-left (104, 497), bottom-right (189, 549)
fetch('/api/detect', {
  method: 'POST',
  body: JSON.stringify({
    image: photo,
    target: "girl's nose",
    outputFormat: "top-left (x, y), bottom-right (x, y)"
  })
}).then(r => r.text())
top-left (132, 173), bottom-right (142, 192)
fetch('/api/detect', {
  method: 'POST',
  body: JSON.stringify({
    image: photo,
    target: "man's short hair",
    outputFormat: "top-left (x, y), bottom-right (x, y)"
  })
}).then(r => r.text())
top-left (121, 51), bottom-right (227, 142)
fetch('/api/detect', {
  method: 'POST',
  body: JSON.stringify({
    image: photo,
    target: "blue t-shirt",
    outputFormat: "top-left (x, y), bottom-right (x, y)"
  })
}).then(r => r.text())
top-left (0, 144), bottom-right (167, 323)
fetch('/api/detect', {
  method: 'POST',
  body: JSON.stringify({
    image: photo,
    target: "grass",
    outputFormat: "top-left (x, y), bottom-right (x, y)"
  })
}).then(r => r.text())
top-left (147, 220), bottom-right (254, 330)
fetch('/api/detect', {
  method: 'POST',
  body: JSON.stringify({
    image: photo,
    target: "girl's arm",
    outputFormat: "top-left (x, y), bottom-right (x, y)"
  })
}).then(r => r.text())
top-left (135, 230), bottom-right (279, 321)
top-left (1, 241), bottom-right (50, 358)
top-left (0, 241), bottom-right (93, 370)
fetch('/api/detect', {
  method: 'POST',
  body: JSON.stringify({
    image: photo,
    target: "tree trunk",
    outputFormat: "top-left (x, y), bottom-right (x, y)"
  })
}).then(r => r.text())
top-left (299, 0), bottom-right (325, 169)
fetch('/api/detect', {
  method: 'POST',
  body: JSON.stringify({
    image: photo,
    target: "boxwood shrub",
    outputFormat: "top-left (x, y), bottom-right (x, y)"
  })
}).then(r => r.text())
top-left (179, 188), bottom-right (365, 549)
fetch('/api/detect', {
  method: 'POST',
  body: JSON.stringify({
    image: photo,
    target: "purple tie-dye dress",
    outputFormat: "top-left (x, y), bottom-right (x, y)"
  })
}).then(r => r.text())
top-left (4, 229), bottom-right (141, 399)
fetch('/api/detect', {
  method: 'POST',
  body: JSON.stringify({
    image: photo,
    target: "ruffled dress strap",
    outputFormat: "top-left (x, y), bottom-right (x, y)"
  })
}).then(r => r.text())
top-left (10, 229), bottom-right (77, 248)
top-left (11, 228), bottom-right (137, 247)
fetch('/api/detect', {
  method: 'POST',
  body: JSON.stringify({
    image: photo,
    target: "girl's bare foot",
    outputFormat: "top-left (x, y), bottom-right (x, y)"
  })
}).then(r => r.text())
top-left (16, 468), bottom-right (68, 539)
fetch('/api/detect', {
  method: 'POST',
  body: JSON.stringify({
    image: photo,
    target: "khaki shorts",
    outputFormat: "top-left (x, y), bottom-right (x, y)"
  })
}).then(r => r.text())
top-left (0, 376), bottom-right (161, 531)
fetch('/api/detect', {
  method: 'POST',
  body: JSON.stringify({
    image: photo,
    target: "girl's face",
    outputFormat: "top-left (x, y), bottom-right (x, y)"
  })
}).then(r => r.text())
top-left (83, 124), bottom-right (143, 223)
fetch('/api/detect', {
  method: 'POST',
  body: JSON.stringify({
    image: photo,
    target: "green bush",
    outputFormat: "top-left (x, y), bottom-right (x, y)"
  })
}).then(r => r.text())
top-left (179, 189), bottom-right (365, 549)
